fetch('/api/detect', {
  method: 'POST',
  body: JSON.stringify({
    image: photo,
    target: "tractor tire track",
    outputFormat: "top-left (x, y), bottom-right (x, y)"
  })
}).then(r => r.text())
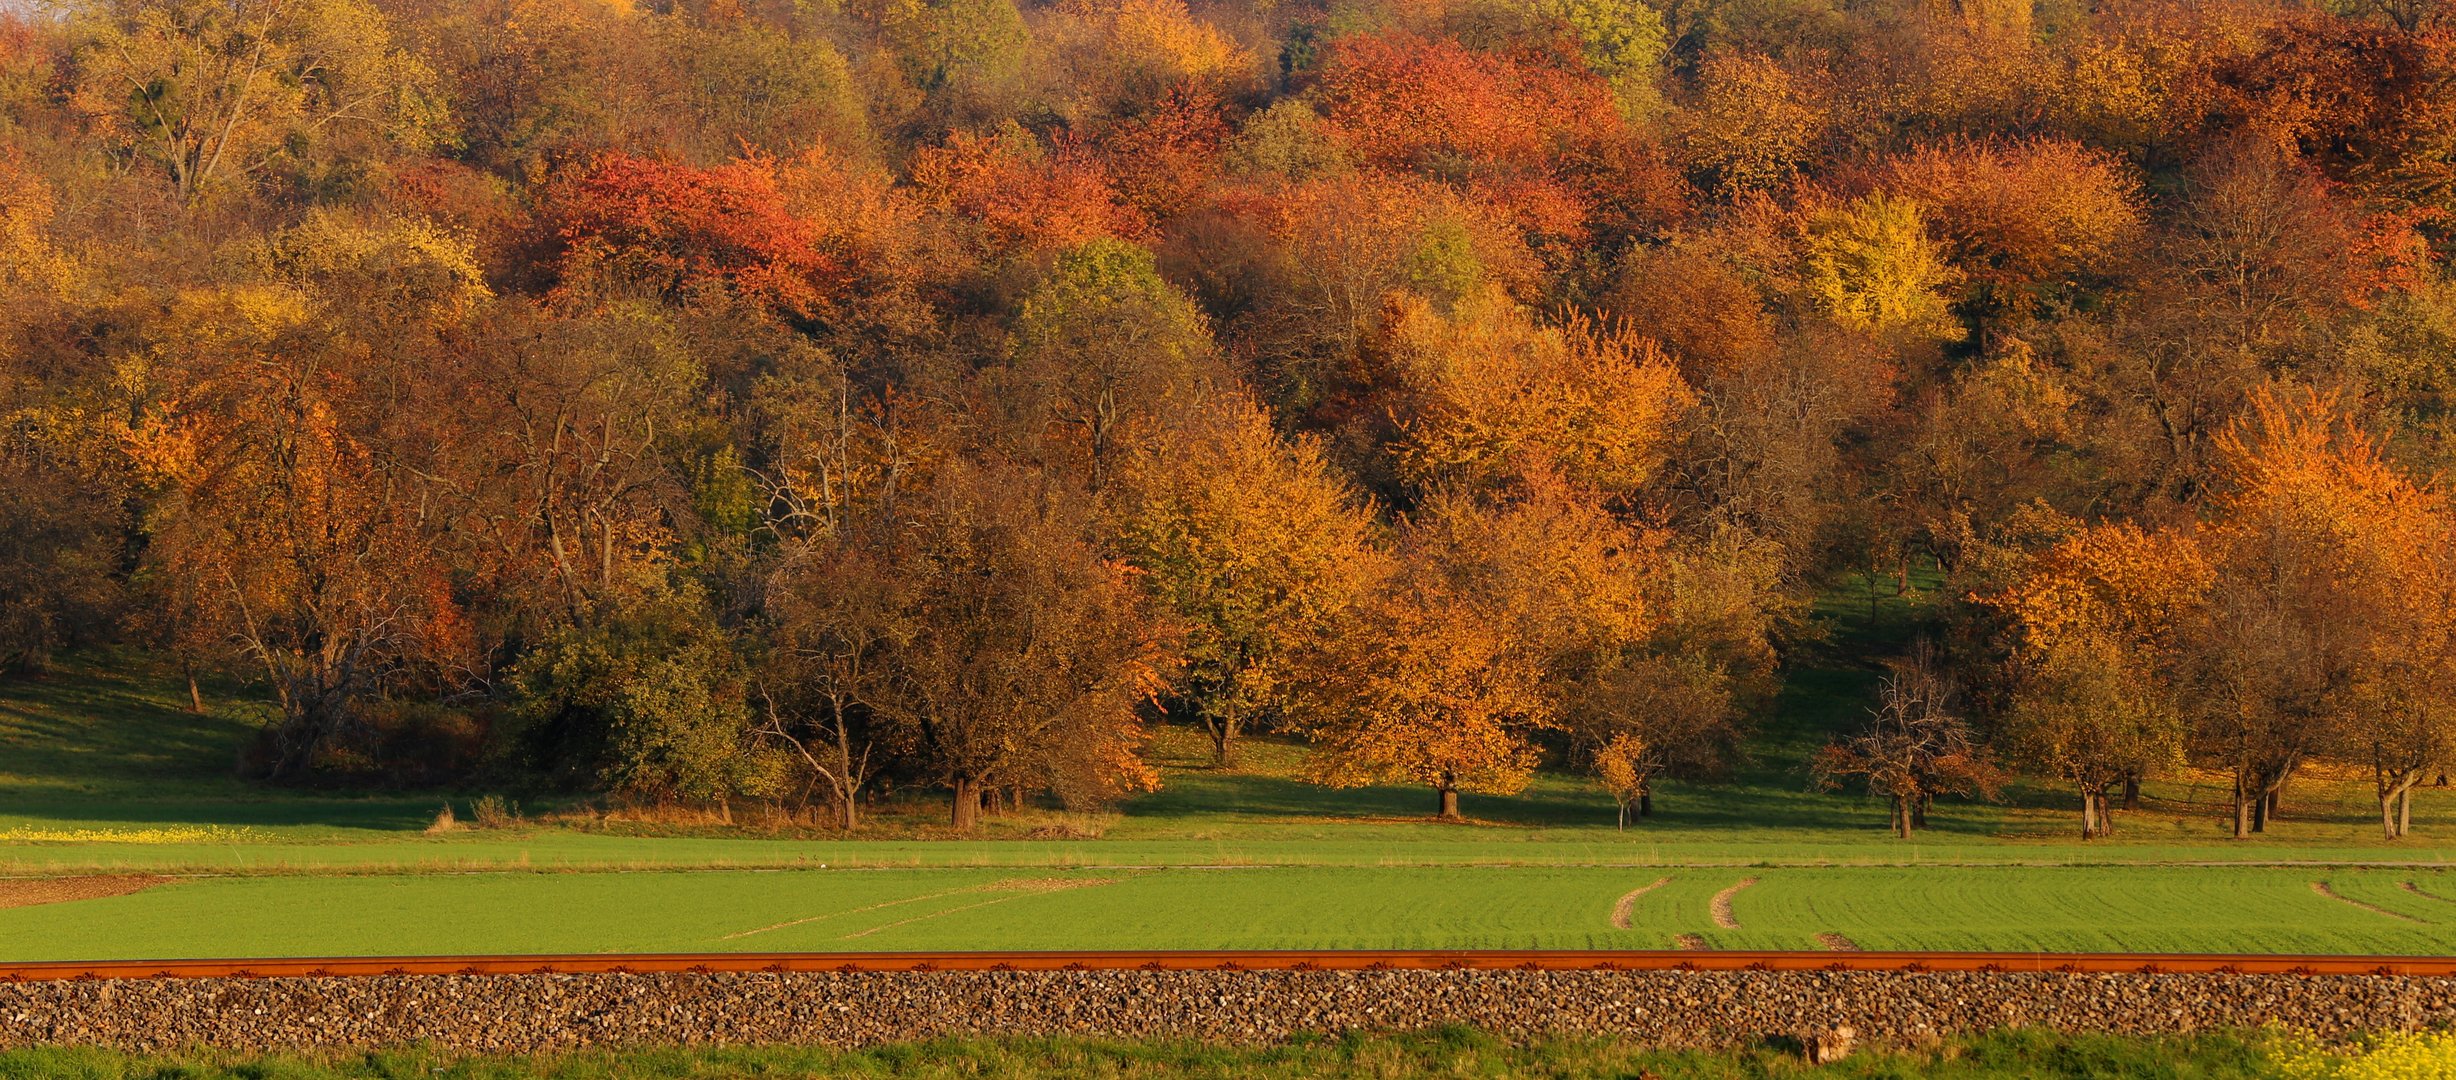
top-left (1710, 877), bottom-right (1758, 930)
top-left (2311, 881), bottom-right (2424, 923)
top-left (1609, 877), bottom-right (1671, 930)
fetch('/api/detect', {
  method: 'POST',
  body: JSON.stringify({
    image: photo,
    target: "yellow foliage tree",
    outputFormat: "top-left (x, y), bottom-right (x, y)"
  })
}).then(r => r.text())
top-left (1111, 392), bottom-right (1385, 765)
top-left (1801, 193), bottom-right (1963, 341)
top-left (1383, 286), bottom-right (1696, 501)
top-left (67, 0), bottom-right (448, 201)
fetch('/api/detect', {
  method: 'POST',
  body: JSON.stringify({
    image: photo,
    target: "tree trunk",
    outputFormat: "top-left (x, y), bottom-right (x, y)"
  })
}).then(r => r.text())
top-left (1208, 714), bottom-right (1240, 768)
top-left (186, 668), bottom-right (205, 715)
top-left (1616, 801), bottom-right (1627, 831)
top-left (1436, 776), bottom-right (1461, 821)
top-left (2251, 784), bottom-right (2269, 833)
top-left (2080, 788), bottom-right (2100, 840)
top-left (2122, 774), bottom-right (2141, 810)
top-left (1638, 785), bottom-right (1653, 818)
top-left (2378, 769), bottom-right (2421, 840)
top-left (1892, 795), bottom-right (1912, 839)
top-left (2232, 772), bottom-right (2252, 839)
top-left (1911, 792), bottom-right (1929, 829)
top-left (837, 790), bottom-right (859, 831)
top-left (951, 778), bottom-right (981, 831)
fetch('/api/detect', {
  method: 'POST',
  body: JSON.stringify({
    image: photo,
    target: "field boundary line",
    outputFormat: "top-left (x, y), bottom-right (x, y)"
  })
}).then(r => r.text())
top-left (721, 887), bottom-right (981, 940)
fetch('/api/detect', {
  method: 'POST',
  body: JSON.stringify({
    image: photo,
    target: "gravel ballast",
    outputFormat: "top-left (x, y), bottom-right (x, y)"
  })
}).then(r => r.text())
top-left (4, 969), bottom-right (2452, 1052)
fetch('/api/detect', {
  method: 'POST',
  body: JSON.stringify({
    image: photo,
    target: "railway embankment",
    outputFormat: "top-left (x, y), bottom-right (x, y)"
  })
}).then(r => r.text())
top-left (5, 963), bottom-right (2451, 1052)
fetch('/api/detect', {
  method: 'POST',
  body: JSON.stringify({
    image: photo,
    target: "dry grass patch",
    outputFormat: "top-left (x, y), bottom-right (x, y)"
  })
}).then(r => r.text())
top-left (0, 874), bottom-right (170, 910)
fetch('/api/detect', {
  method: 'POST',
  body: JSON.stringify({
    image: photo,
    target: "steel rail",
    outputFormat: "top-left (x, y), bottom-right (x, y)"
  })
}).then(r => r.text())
top-left (3, 951), bottom-right (2453, 981)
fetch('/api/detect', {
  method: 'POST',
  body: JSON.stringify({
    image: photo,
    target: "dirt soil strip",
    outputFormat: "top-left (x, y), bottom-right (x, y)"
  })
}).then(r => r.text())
top-left (2311, 881), bottom-right (2425, 923)
top-left (1674, 934), bottom-right (1709, 950)
top-left (1610, 877), bottom-right (1672, 930)
top-left (1817, 932), bottom-right (1860, 952)
top-left (1710, 877), bottom-right (1758, 930)
top-left (2404, 881), bottom-right (2456, 906)
top-left (0, 875), bottom-right (168, 911)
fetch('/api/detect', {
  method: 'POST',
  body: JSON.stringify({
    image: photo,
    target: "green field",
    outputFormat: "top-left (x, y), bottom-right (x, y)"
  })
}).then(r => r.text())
top-left (8, 613), bottom-right (2456, 958)
top-left (6, 864), bottom-right (2456, 960)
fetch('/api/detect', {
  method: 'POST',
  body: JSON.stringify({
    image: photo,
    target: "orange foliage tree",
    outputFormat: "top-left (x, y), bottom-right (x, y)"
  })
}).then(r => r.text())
top-left (2190, 392), bottom-right (2456, 838)
top-left (1988, 522), bottom-right (2210, 837)
top-left (540, 151), bottom-right (853, 321)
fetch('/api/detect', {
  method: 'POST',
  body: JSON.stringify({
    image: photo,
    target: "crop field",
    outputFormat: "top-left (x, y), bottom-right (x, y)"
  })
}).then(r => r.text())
top-left (6, 863), bottom-right (2456, 960)
top-left (7, 632), bottom-right (2456, 961)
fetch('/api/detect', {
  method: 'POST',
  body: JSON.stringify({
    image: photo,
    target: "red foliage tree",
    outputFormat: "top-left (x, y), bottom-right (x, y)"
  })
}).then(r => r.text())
top-left (909, 128), bottom-right (1151, 259)
top-left (539, 151), bottom-right (851, 319)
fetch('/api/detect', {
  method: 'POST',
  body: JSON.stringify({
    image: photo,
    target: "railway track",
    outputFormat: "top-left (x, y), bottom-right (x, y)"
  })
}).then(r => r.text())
top-left (5, 950), bottom-right (2452, 981)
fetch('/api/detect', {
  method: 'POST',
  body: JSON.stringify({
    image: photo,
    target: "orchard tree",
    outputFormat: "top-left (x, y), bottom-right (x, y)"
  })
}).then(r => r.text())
top-left (2188, 392), bottom-right (2456, 837)
top-left (1813, 644), bottom-right (2001, 838)
top-left (866, 459), bottom-right (1180, 829)
top-left (1295, 570), bottom-right (1554, 821)
top-left (1990, 523), bottom-right (2209, 837)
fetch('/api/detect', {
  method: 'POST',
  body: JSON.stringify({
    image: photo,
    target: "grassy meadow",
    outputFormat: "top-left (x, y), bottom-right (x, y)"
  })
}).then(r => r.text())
top-left (5, 586), bottom-right (2456, 959)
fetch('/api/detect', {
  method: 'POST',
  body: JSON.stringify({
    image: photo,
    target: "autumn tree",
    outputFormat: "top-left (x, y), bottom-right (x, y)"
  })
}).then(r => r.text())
top-left (1813, 643), bottom-right (2001, 837)
top-left (1989, 523), bottom-right (2209, 837)
top-left (2188, 392), bottom-right (2456, 837)
top-left (909, 126), bottom-right (1149, 262)
top-left (1110, 393), bottom-right (1383, 765)
top-left (1675, 50), bottom-right (1822, 199)
top-left (1033, 0), bottom-right (1252, 128)
top-left (1801, 193), bottom-right (1963, 343)
top-left (1294, 566), bottom-right (1553, 821)
top-left (127, 285), bottom-right (455, 779)
top-left (1380, 287), bottom-right (1697, 502)
top-left (997, 238), bottom-right (1217, 485)
top-left (1299, 473), bottom-right (1693, 821)
top-left (66, 0), bottom-right (447, 200)
top-left (538, 152), bottom-right (855, 322)
top-left (1877, 139), bottom-right (2143, 325)
top-left (863, 459), bottom-right (1179, 829)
